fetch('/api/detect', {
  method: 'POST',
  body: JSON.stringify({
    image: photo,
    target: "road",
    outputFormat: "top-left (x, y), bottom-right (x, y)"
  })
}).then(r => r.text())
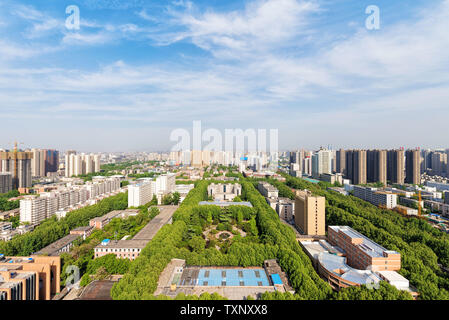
top-left (133, 205), bottom-right (179, 241)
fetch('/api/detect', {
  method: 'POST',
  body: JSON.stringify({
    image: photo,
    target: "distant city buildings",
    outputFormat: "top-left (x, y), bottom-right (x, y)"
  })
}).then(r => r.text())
top-left (0, 150), bottom-right (33, 190)
top-left (311, 148), bottom-right (332, 179)
top-left (207, 183), bottom-right (242, 201)
top-left (0, 173), bottom-right (12, 194)
top-left (353, 185), bottom-right (397, 209)
top-left (289, 147), bottom-right (427, 187)
top-left (405, 149), bottom-right (421, 185)
top-left (19, 177), bottom-right (121, 224)
top-left (64, 151), bottom-right (101, 177)
top-left (128, 173), bottom-right (176, 208)
top-left (31, 149), bottom-right (59, 178)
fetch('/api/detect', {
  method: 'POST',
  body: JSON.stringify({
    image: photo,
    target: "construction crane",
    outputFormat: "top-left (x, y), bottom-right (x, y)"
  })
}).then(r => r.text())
top-left (3, 141), bottom-right (25, 189)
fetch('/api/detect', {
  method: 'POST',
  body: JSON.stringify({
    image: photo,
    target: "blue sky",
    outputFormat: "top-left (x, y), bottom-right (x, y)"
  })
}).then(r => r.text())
top-left (0, 0), bottom-right (448, 152)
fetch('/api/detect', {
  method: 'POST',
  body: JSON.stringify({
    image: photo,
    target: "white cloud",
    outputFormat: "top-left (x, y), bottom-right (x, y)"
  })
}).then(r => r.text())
top-left (157, 0), bottom-right (319, 58)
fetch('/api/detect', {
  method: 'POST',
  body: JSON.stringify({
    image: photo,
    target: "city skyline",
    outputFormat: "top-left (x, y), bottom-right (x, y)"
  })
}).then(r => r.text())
top-left (1, 0), bottom-right (448, 151)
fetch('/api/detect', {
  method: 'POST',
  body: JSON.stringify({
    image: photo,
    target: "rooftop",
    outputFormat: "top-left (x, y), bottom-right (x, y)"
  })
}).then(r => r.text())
top-left (318, 253), bottom-right (382, 286)
top-left (34, 234), bottom-right (81, 256)
top-left (329, 226), bottom-right (397, 258)
top-left (95, 239), bottom-right (148, 249)
top-left (199, 201), bottom-right (253, 207)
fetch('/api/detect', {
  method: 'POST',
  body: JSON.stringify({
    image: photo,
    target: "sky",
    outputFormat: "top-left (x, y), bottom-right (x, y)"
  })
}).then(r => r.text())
top-left (0, 0), bottom-right (448, 152)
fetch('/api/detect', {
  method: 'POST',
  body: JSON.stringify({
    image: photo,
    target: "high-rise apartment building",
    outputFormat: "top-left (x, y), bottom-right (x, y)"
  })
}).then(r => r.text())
top-left (20, 197), bottom-right (47, 224)
top-left (367, 150), bottom-right (387, 186)
top-left (430, 152), bottom-right (446, 176)
top-left (303, 155), bottom-right (312, 176)
top-left (311, 148), bottom-right (333, 179)
top-left (65, 151), bottom-right (101, 177)
top-left (336, 149), bottom-right (346, 175)
top-left (31, 149), bottom-right (45, 177)
top-left (446, 149), bottom-right (449, 178)
top-left (44, 150), bottom-right (59, 174)
top-left (64, 150), bottom-right (76, 177)
top-left (0, 150), bottom-right (33, 189)
top-left (294, 190), bottom-right (325, 236)
top-left (0, 173), bottom-right (12, 194)
top-left (345, 150), bottom-right (367, 185)
top-left (128, 182), bottom-right (153, 207)
top-left (405, 149), bottom-right (421, 185)
top-left (387, 149), bottom-right (405, 185)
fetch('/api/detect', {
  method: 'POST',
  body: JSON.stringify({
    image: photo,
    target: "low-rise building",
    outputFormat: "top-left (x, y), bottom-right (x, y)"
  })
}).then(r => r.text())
top-left (94, 239), bottom-right (147, 260)
top-left (328, 226), bottom-right (401, 271)
top-left (89, 210), bottom-right (124, 229)
top-left (257, 182), bottom-right (278, 199)
top-left (276, 198), bottom-right (294, 221)
top-left (0, 255), bottom-right (60, 300)
top-left (34, 234), bottom-right (82, 256)
top-left (353, 186), bottom-right (397, 209)
top-left (394, 205), bottom-right (418, 216)
top-left (70, 226), bottom-right (94, 240)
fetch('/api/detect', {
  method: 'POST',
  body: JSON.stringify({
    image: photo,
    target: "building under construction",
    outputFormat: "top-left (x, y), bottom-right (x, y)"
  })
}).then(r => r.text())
top-left (0, 145), bottom-right (33, 190)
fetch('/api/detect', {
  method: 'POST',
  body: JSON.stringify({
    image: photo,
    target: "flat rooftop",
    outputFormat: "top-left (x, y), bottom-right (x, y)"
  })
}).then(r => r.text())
top-left (133, 206), bottom-right (178, 241)
top-left (329, 226), bottom-right (397, 258)
top-left (96, 239), bottom-right (148, 249)
top-left (199, 201), bottom-right (253, 207)
top-left (34, 234), bottom-right (81, 256)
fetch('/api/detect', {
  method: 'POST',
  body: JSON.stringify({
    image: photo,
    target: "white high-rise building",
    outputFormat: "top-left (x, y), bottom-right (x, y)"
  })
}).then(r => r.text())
top-left (154, 173), bottom-right (176, 194)
top-left (65, 151), bottom-right (101, 177)
top-left (84, 154), bottom-right (93, 174)
top-left (20, 197), bottom-right (47, 224)
top-left (94, 154), bottom-right (101, 172)
top-left (31, 149), bottom-right (46, 177)
top-left (312, 149), bottom-right (333, 179)
top-left (128, 182), bottom-right (153, 207)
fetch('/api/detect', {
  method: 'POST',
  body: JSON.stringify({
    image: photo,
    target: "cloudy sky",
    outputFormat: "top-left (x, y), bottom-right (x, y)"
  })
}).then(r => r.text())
top-left (0, 0), bottom-right (448, 152)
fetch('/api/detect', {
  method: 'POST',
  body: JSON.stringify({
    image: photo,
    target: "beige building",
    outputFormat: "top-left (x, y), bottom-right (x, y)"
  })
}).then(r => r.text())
top-left (367, 150), bottom-right (387, 186)
top-left (406, 149), bottom-right (421, 185)
top-left (294, 190), bottom-right (325, 236)
top-left (0, 255), bottom-right (61, 300)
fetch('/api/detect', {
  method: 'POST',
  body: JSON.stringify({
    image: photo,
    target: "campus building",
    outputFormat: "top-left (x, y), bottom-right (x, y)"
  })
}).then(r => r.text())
top-left (0, 255), bottom-right (61, 300)
top-left (128, 181), bottom-right (153, 207)
top-left (327, 226), bottom-right (401, 271)
top-left (353, 186), bottom-right (398, 209)
top-left (294, 190), bottom-right (325, 236)
top-left (207, 183), bottom-right (242, 201)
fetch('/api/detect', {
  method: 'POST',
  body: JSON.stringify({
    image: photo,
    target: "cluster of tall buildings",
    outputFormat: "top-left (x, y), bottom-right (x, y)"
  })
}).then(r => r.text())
top-left (0, 150), bottom-right (33, 190)
top-left (290, 148), bottom-right (423, 186)
top-left (64, 151), bottom-right (101, 177)
top-left (336, 149), bottom-right (421, 185)
top-left (0, 148), bottom-right (59, 192)
top-left (20, 177), bottom-right (121, 224)
top-left (128, 173), bottom-right (176, 207)
top-left (168, 150), bottom-right (278, 171)
top-left (30, 149), bottom-right (59, 177)
top-left (420, 149), bottom-right (449, 177)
